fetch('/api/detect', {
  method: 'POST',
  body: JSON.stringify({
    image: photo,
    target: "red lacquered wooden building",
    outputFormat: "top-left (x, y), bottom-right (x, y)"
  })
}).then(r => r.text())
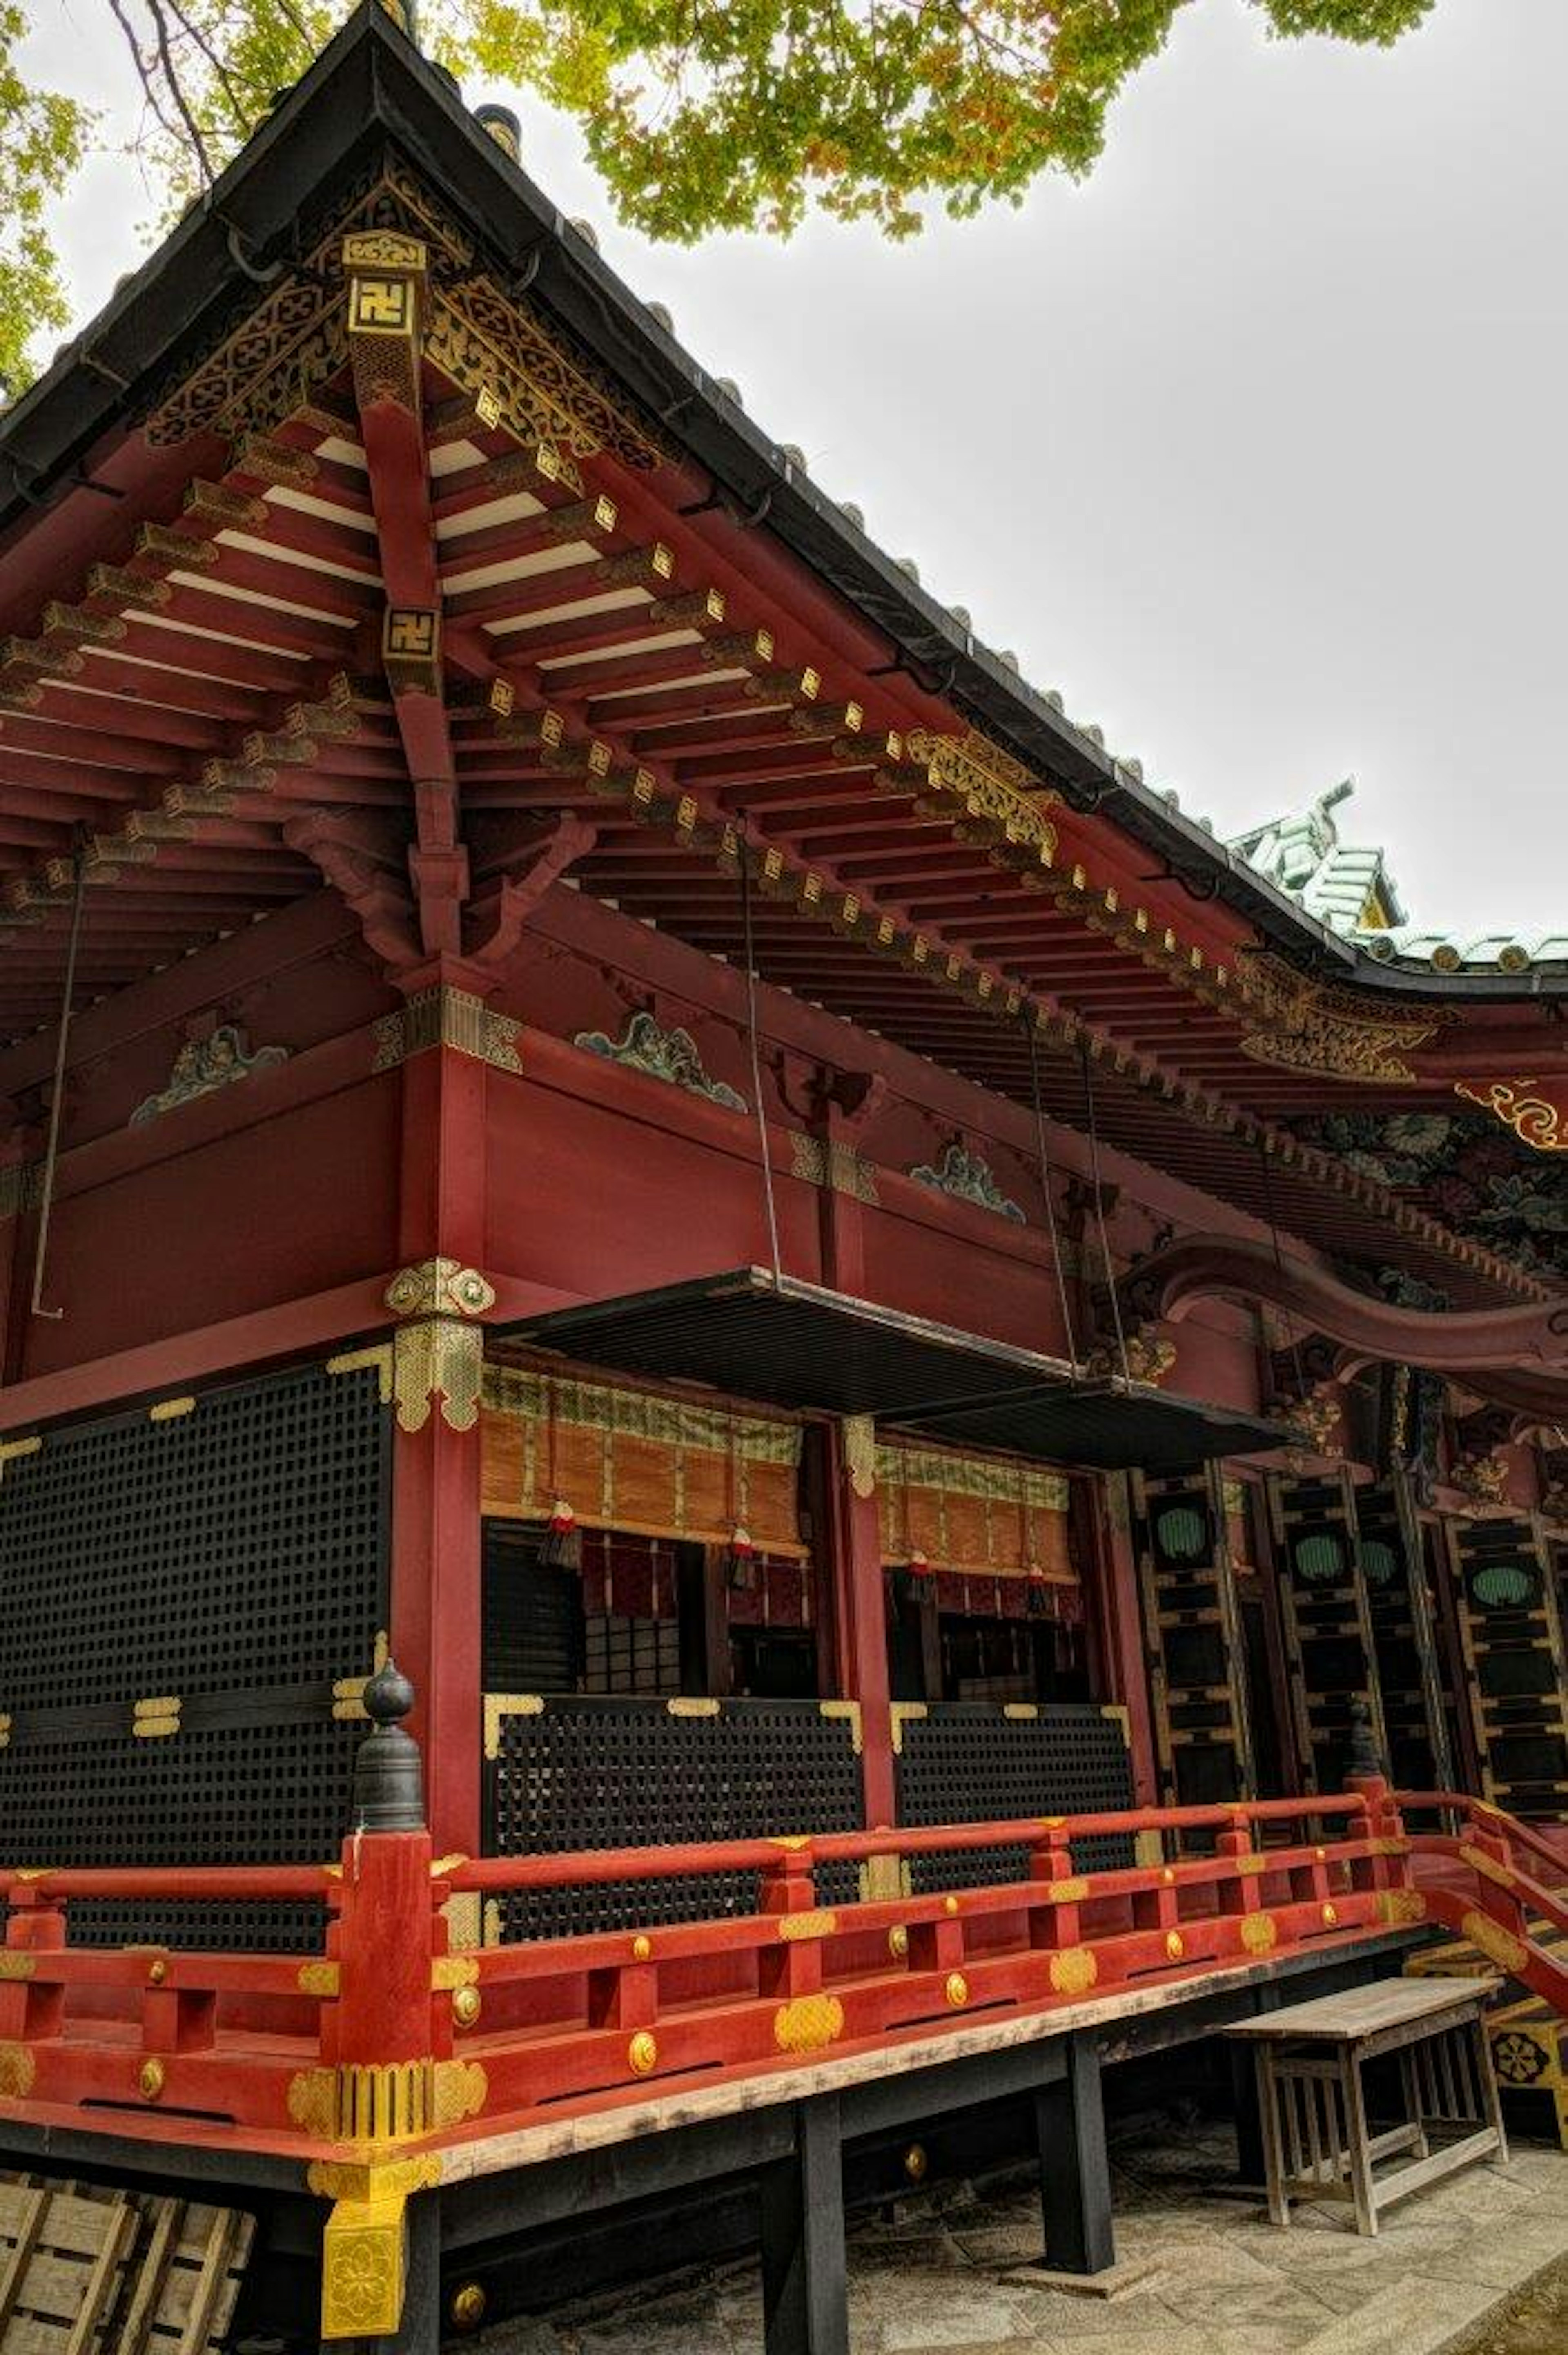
top-left (0, 8), bottom-right (1564, 2344)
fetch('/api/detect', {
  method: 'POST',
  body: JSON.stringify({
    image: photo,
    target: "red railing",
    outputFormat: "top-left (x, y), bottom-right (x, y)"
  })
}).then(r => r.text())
top-left (0, 1780), bottom-right (1422, 2158)
top-left (1397, 1789), bottom-right (1568, 2011)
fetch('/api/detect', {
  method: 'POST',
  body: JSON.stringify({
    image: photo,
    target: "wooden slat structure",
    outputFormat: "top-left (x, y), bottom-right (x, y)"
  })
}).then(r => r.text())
top-left (0, 2181), bottom-right (251, 2354)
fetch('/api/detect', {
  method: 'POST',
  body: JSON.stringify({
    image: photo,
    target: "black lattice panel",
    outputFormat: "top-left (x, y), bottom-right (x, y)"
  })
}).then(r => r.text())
top-left (1356, 1482), bottom-right (1453, 1794)
top-left (0, 1364), bottom-right (387, 1707)
top-left (1134, 1467), bottom-right (1254, 1809)
top-left (895, 1704), bottom-right (1136, 1893)
top-left (484, 1697), bottom-right (866, 1941)
top-left (1270, 1472), bottom-right (1386, 1795)
top-left (0, 1361), bottom-right (388, 1949)
top-left (1448, 1517), bottom-right (1568, 1815)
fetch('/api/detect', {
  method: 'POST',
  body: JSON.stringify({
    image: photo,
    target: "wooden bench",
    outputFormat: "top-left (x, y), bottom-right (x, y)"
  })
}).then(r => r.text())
top-left (1227, 1976), bottom-right (1508, 2235)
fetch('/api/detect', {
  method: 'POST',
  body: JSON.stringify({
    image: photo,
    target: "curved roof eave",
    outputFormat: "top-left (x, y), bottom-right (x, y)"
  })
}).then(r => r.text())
top-left (0, 3), bottom-right (1560, 1007)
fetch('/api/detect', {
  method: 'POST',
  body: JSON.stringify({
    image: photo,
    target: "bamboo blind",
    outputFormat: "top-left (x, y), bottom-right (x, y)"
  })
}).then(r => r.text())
top-left (875, 1441), bottom-right (1076, 1584)
top-left (481, 1365), bottom-right (806, 1555)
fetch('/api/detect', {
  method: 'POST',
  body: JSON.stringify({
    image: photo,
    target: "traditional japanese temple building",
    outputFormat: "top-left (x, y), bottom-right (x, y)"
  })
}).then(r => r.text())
top-left (0, 6), bottom-right (1564, 2344)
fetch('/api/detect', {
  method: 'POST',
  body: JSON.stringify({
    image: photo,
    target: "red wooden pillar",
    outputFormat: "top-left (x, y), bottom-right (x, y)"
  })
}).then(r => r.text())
top-left (825, 1417), bottom-right (896, 1829)
top-left (1089, 1473), bottom-right (1159, 1808)
top-left (385, 983), bottom-right (494, 1859)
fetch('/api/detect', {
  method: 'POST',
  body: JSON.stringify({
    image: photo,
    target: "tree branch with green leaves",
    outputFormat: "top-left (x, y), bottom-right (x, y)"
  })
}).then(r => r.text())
top-left (0, 0), bottom-right (1437, 389)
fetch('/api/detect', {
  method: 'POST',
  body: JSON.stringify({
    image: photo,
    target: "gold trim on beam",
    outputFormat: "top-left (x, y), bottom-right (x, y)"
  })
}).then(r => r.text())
top-left (372, 988), bottom-right (523, 1075)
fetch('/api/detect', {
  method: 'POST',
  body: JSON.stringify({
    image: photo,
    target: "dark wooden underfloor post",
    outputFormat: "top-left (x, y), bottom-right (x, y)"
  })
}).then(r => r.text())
top-left (760, 2094), bottom-right (849, 2355)
top-left (1036, 2030), bottom-right (1115, 2275)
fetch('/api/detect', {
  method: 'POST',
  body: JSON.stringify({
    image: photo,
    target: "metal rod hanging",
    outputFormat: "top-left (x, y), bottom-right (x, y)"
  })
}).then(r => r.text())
top-left (736, 821), bottom-right (784, 1286)
top-left (1024, 1012), bottom-right (1079, 1364)
top-left (1078, 1040), bottom-right (1130, 1381)
top-left (30, 832), bottom-right (90, 1320)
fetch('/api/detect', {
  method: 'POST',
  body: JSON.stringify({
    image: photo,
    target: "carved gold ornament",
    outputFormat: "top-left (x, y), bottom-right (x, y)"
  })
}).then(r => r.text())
top-left (321, 2191), bottom-right (406, 2340)
top-left (627, 2031), bottom-right (659, 2076)
top-left (1049, 1947), bottom-right (1098, 1996)
top-left (1235, 956), bottom-right (1448, 1085)
top-left (1321, 1904), bottom-right (1339, 1928)
top-left (944, 1971), bottom-right (969, 2008)
top-left (1240, 1913), bottom-right (1278, 1956)
top-left (1283, 1387), bottom-right (1344, 1459)
top-left (1455, 1078), bottom-right (1568, 1153)
top-left (842, 1415), bottom-right (877, 1500)
top-left (903, 729), bottom-right (1058, 871)
top-left (1164, 1931), bottom-right (1185, 1962)
top-left (452, 1987), bottom-right (482, 2029)
top-left (1461, 1911), bottom-right (1528, 1976)
top-left (372, 988), bottom-right (523, 1075)
top-left (288, 2057), bottom-right (486, 2147)
top-left (138, 2059), bottom-right (166, 2101)
top-left (773, 1994), bottom-right (845, 2054)
top-left (0, 2045), bottom-right (33, 2099)
top-left (1376, 1889), bottom-right (1427, 1928)
top-left (888, 1926), bottom-right (909, 1960)
top-left (385, 1259), bottom-right (496, 1321)
top-left (789, 1131), bottom-right (879, 1203)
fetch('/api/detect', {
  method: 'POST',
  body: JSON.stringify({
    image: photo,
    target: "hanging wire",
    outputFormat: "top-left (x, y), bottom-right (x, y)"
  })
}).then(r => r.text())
top-left (1078, 1039), bottom-right (1130, 1381)
top-left (30, 834), bottom-right (90, 1320)
top-left (1024, 1012), bottom-right (1079, 1365)
top-left (737, 821), bottom-right (784, 1285)
top-left (1257, 1134), bottom-right (1311, 1405)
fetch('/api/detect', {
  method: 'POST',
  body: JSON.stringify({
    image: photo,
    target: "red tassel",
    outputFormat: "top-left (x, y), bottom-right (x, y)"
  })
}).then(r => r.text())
top-left (540, 1498), bottom-right (582, 1570)
top-left (726, 1525), bottom-right (758, 1591)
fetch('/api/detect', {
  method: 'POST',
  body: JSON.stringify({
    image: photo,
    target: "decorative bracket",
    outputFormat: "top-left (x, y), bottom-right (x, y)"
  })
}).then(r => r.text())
top-left (384, 1259), bottom-right (496, 1434)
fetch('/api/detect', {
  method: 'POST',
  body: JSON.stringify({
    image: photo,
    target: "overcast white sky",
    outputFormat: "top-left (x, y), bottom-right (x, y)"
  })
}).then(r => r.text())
top-left (19, 0), bottom-right (1568, 939)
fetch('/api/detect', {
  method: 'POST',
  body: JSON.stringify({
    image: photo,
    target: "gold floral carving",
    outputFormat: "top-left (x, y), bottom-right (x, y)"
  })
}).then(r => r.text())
top-left (0, 2044), bottom-right (33, 2099)
top-left (842, 1415), bottom-right (878, 1500)
top-left (1049, 1947), bottom-right (1099, 1996)
top-left (385, 1259), bottom-right (497, 1320)
top-left (1240, 1913), bottom-right (1278, 1955)
top-left (1460, 1910), bottom-right (1528, 1975)
top-left (1376, 1889), bottom-right (1428, 1929)
top-left (1452, 1451), bottom-right (1510, 1506)
top-left (1235, 956), bottom-right (1448, 1085)
top-left (321, 2191), bottom-right (406, 2339)
top-left (773, 1994), bottom-right (845, 2054)
top-left (372, 989), bottom-right (523, 1075)
top-left (1454, 1079), bottom-right (1568, 1153)
top-left (143, 164), bottom-right (470, 444)
top-left (788, 1131), bottom-right (879, 1204)
top-left (425, 279), bottom-right (666, 471)
top-left (904, 729), bottom-right (1058, 870)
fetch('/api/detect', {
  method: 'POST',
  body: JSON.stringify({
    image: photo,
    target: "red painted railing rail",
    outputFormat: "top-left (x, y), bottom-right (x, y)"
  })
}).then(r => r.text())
top-left (0, 1773), bottom-right (1418, 2157)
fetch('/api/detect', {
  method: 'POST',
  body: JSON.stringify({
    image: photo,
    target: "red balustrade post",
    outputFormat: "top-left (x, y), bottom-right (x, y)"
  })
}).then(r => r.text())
top-left (1027, 1822), bottom-right (1081, 1954)
top-left (317, 1660), bottom-right (450, 2345)
top-left (331, 1662), bottom-right (440, 2125)
top-left (0, 1878), bottom-right (65, 2044)
top-left (758, 1839), bottom-right (823, 1999)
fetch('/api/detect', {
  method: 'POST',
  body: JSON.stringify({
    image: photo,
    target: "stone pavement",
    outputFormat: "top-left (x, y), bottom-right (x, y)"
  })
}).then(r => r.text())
top-left (468, 2116), bottom-right (1568, 2355)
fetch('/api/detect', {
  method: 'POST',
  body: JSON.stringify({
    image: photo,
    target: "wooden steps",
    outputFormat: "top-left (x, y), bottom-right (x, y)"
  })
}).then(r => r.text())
top-left (0, 2177), bottom-right (252, 2353)
top-left (1405, 1902), bottom-right (1568, 2148)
